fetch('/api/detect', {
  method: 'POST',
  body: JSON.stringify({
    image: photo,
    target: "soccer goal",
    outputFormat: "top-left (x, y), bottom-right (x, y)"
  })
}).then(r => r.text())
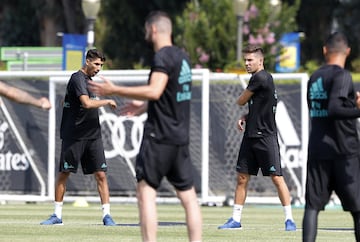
top-left (0, 70), bottom-right (308, 205)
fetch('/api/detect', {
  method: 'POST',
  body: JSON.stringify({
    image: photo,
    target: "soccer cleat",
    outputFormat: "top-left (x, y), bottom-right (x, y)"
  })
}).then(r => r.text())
top-left (40, 214), bottom-right (63, 225)
top-left (218, 217), bottom-right (242, 229)
top-left (285, 219), bottom-right (296, 231)
top-left (103, 214), bottom-right (116, 226)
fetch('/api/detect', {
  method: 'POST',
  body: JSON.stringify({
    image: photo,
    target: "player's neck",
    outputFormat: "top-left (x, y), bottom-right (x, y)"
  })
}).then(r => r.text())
top-left (326, 54), bottom-right (346, 68)
top-left (251, 67), bottom-right (264, 75)
top-left (154, 35), bottom-right (172, 52)
top-left (80, 67), bottom-right (90, 77)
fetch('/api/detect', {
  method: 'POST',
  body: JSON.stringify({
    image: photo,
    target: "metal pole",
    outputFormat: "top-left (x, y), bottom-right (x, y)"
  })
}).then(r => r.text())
top-left (48, 78), bottom-right (56, 200)
top-left (87, 18), bottom-right (95, 48)
top-left (23, 52), bottom-right (28, 71)
top-left (236, 16), bottom-right (244, 62)
top-left (201, 69), bottom-right (210, 204)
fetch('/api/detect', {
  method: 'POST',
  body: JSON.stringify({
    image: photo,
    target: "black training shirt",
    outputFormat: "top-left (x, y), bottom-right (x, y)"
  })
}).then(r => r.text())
top-left (60, 70), bottom-right (101, 140)
top-left (307, 64), bottom-right (360, 159)
top-left (244, 70), bottom-right (278, 138)
top-left (144, 46), bottom-right (192, 145)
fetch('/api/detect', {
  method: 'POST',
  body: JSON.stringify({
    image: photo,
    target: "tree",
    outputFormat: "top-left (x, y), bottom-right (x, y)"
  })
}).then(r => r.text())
top-left (0, 0), bottom-right (85, 46)
top-left (296, 0), bottom-right (340, 66)
top-left (174, 0), bottom-right (300, 71)
top-left (0, 0), bottom-right (41, 45)
top-left (296, 0), bottom-right (360, 70)
top-left (2, 0), bottom-right (359, 71)
top-left (99, 0), bottom-right (189, 69)
top-left (174, 0), bottom-right (236, 71)
top-left (332, 0), bottom-right (360, 69)
top-left (242, 0), bottom-right (300, 70)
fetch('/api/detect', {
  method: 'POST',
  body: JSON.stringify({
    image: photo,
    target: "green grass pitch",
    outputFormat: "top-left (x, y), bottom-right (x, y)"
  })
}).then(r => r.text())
top-left (0, 202), bottom-right (355, 241)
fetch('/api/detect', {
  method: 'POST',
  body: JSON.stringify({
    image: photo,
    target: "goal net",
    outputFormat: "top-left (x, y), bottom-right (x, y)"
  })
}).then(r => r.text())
top-left (0, 70), bottom-right (309, 204)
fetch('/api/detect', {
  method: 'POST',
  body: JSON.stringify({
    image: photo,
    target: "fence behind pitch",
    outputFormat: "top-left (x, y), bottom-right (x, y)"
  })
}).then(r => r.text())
top-left (0, 70), bottom-right (309, 204)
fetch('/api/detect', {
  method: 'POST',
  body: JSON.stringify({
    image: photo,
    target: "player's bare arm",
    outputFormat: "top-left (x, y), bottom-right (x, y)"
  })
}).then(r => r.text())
top-left (0, 81), bottom-right (51, 110)
top-left (90, 72), bottom-right (168, 101)
top-left (88, 76), bottom-right (116, 96)
top-left (120, 100), bottom-right (148, 116)
top-left (79, 95), bottom-right (116, 109)
top-left (237, 89), bottom-right (254, 106)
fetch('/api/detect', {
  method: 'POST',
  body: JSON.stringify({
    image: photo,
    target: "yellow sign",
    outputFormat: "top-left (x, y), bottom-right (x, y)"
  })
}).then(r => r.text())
top-left (65, 50), bottom-right (83, 70)
top-left (279, 46), bottom-right (297, 69)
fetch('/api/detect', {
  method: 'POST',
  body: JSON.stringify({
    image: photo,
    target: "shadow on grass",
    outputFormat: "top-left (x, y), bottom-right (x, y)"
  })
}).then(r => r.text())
top-left (318, 227), bottom-right (353, 231)
top-left (117, 222), bottom-right (186, 227)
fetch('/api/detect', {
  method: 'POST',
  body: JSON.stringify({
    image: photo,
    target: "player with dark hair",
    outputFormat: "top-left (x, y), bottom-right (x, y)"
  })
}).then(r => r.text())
top-left (90, 11), bottom-right (202, 242)
top-left (218, 45), bottom-right (296, 231)
top-left (303, 32), bottom-right (360, 242)
top-left (40, 49), bottom-right (117, 226)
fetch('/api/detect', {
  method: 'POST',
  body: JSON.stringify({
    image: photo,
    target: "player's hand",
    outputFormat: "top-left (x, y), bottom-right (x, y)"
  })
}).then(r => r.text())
top-left (356, 91), bottom-right (360, 109)
top-left (237, 118), bottom-right (246, 131)
top-left (120, 100), bottom-right (147, 116)
top-left (108, 100), bottom-right (117, 109)
top-left (89, 75), bottom-right (115, 96)
top-left (39, 97), bottom-right (52, 110)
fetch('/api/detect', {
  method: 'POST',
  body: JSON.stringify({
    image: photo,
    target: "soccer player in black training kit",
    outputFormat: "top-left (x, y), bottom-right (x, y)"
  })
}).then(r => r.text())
top-left (40, 49), bottom-right (117, 226)
top-left (90, 11), bottom-right (202, 242)
top-left (218, 45), bottom-right (296, 231)
top-left (303, 32), bottom-right (360, 242)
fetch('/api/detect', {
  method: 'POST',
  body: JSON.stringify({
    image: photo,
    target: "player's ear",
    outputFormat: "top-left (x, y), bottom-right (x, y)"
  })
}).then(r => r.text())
top-left (345, 47), bottom-right (351, 57)
top-left (322, 46), bottom-right (327, 56)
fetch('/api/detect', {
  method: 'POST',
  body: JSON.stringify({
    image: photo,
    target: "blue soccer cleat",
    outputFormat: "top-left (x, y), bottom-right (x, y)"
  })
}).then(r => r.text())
top-left (285, 219), bottom-right (296, 231)
top-left (103, 214), bottom-right (116, 226)
top-left (40, 214), bottom-right (63, 225)
top-left (218, 217), bottom-right (242, 229)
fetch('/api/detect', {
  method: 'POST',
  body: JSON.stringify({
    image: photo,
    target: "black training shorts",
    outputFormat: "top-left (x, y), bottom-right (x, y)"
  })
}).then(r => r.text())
top-left (59, 138), bottom-right (107, 175)
top-left (135, 136), bottom-right (194, 191)
top-left (305, 155), bottom-right (360, 212)
top-left (236, 135), bottom-right (283, 176)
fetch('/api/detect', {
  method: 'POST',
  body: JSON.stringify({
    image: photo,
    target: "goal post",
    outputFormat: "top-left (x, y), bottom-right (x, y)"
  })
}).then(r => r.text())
top-left (0, 70), bottom-right (309, 205)
top-left (48, 69), bottom-right (213, 201)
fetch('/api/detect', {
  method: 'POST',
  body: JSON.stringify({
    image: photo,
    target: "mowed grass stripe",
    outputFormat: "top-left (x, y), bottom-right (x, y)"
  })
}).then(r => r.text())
top-left (0, 203), bottom-right (355, 241)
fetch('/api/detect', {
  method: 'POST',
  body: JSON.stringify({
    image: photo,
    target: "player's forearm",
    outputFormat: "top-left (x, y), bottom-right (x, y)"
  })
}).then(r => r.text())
top-left (114, 85), bottom-right (161, 100)
top-left (82, 99), bottom-right (113, 109)
top-left (6, 86), bottom-right (43, 108)
top-left (237, 89), bottom-right (253, 106)
top-left (328, 101), bottom-right (360, 119)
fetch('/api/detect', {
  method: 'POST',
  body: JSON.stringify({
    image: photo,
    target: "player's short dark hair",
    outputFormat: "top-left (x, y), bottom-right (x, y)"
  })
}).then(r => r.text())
top-left (324, 32), bottom-right (349, 53)
top-left (145, 10), bottom-right (171, 25)
top-left (86, 49), bottom-right (106, 62)
top-left (242, 45), bottom-right (264, 57)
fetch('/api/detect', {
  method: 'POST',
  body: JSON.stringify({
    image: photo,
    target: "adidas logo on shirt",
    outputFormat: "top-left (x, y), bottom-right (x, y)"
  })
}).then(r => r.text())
top-left (309, 77), bottom-right (327, 100)
top-left (309, 77), bottom-right (328, 117)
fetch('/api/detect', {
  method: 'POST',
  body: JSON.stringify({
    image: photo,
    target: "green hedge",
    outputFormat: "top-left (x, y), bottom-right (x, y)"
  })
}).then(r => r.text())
top-left (352, 73), bottom-right (360, 82)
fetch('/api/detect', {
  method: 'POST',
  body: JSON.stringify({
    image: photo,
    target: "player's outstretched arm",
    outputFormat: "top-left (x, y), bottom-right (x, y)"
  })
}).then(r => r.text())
top-left (120, 100), bottom-right (147, 116)
top-left (79, 95), bottom-right (117, 110)
top-left (0, 81), bottom-right (51, 110)
top-left (89, 76), bottom-right (116, 96)
top-left (89, 72), bottom-right (168, 101)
